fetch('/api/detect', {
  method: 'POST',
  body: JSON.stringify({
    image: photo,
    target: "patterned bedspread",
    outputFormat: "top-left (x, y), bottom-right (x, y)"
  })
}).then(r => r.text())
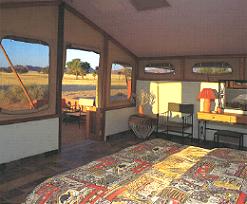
top-left (24, 139), bottom-right (247, 204)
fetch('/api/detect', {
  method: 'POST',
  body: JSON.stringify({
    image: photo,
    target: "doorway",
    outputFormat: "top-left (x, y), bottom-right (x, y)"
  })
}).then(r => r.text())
top-left (61, 48), bottom-right (100, 146)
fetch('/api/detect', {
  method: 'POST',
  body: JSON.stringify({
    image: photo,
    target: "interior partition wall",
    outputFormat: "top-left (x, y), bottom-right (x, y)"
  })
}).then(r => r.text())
top-left (0, 3), bottom-right (60, 164)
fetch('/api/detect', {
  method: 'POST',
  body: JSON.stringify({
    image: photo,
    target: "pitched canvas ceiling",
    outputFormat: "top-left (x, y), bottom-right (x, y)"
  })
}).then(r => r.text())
top-left (1, 0), bottom-right (247, 57)
top-left (64, 0), bottom-right (247, 57)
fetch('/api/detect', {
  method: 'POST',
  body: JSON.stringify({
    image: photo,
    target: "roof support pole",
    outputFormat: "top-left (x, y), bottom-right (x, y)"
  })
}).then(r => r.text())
top-left (56, 2), bottom-right (65, 151)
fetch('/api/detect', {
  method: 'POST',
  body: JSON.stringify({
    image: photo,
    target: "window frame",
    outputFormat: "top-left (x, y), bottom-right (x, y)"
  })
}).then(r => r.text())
top-left (192, 62), bottom-right (233, 75)
top-left (144, 62), bottom-right (175, 75)
top-left (0, 35), bottom-right (54, 122)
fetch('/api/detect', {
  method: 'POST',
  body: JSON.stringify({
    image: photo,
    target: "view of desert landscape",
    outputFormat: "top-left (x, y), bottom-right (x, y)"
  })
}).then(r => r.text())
top-left (0, 40), bottom-right (131, 112)
top-left (0, 71), bottom-right (49, 111)
top-left (62, 71), bottom-right (130, 106)
top-left (0, 69), bottom-right (130, 111)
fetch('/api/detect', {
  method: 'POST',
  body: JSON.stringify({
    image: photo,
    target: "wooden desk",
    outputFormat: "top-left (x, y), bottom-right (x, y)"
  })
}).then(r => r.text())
top-left (197, 112), bottom-right (247, 141)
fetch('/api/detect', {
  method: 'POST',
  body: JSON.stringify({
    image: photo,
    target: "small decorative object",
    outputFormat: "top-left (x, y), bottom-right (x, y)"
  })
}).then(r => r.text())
top-left (137, 89), bottom-right (155, 115)
top-left (217, 106), bottom-right (224, 114)
top-left (216, 85), bottom-right (224, 114)
top-left (198, 88), bottom-right (216, 113)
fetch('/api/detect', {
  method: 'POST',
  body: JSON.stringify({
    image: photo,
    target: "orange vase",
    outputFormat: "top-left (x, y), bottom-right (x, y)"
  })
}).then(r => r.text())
top-left (138, 105), bottom-right (144, 115)
top-left (127, 80), bottom-right (132, 99)
top-left (203, 98), bottom-right (211, 112)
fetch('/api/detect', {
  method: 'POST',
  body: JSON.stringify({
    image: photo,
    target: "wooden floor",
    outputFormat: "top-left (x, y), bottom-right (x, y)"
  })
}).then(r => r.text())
top-left (0, 128), bottom-right (141, 203)
top-left (61, 120), bottom-right (87, 146)
top-left (0, 127), bottom-right (245, 203)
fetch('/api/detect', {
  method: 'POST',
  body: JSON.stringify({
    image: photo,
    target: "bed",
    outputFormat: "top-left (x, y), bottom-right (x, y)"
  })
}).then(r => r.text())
top-left (24, 139), bottom-right (247, 204)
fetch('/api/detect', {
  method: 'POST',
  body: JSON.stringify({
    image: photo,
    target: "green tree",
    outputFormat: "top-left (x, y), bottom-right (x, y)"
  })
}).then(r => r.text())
top-left (80, 61), bottom-right (91, 79)
top-left (66, 59), bottom-right (91, 79)
top-left (66, 58), bottom-right (81, 80)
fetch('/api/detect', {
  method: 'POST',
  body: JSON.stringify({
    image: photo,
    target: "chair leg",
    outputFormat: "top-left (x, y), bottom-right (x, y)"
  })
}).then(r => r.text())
top-left (217, 135), bottom-right (220, 147)
top-left (239, 137), bottom-right (241, 150)
top-left (242, 135), bottom-right (244, 150)
top-left (190, 127), bottom-right (193, 142)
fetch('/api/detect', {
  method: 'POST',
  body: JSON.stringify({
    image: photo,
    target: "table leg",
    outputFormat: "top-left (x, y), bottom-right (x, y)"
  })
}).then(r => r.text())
top-left (240, 135), bottom-right (244, 150)
top-left (198, 120), bottom-right (201, 141)
top-left (198, 120), bottom-right (206, 142)
top-left (217, 134), bottom-right (219, 147)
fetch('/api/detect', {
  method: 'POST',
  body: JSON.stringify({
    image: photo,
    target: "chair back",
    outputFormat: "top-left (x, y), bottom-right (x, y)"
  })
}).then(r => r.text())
top-left (168, 103), bottom-right (194, 114)
top-left (79, 98), bottom-right (96, 112)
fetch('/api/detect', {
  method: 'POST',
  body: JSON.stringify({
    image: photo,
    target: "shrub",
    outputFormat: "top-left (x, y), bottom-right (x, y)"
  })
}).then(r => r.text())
top-left (1, 85), bottom-right (49, 108)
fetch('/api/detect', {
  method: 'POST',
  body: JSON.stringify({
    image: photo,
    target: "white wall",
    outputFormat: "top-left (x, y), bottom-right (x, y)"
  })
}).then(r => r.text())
top-left (137, 80), bottom-right (247, 146)
top-left (105, 107), bottom-right (136, 140)
top-left (0, 118), bottom-right (59, 164)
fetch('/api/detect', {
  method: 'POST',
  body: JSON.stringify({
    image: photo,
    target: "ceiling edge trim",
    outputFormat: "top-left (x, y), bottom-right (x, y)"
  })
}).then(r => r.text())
top-left (139, 53), bottom-right (247, 61)
top-left (0, 0), bottom-right (61, 8)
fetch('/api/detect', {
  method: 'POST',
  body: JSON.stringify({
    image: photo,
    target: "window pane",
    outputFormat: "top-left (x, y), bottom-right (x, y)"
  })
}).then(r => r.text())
top-left (62, 49), bottom-right (100, 109)
top-left (110, 63), bottom-right (132, 102)
top-left (192, 62), bottom-right (233, 75)
top-left (0, 38), bottom-right (49, 113)
top-left (145, 63), bottom-right (175, 74)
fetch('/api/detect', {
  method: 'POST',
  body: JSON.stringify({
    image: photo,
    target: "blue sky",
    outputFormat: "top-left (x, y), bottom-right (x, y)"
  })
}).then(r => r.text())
top-left (0, 39), bottom-right (100, 69)
top-left (0, 39), bottom-right (49, 68)
top-left (66, 49), bottom-right (100, 69)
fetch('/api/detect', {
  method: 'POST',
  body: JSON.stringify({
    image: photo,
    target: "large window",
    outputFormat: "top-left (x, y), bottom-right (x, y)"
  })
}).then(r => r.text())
top-left (0, 37), bottom-right (50, 114)
top-left (145, 63), bottom-right (175, 74)
top-left (110, 63), bottom-right (132, 102)
top-left (192, 62), bottom-right (233, 75)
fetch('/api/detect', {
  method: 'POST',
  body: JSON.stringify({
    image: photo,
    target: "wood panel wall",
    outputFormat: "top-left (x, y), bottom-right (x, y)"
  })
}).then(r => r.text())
top-left (138, 55), bottom-right (247, 81)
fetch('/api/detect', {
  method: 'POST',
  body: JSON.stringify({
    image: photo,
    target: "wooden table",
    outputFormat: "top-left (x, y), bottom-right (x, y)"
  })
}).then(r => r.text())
top-left (197, 112), bottom-right (247, 142)
top-left (128, 114), bottom-right (157, 139)
top-left (63, 110), bottom-right (85, 128)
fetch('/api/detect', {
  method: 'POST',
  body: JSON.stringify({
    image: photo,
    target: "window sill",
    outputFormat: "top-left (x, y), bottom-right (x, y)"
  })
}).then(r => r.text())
top-left (0, 114), bottom-right (59, 125)
top-left (104, 103), bottom-right (136, 111)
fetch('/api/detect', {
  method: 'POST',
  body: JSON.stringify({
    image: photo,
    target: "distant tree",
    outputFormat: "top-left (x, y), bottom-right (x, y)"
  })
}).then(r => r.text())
top-left (92, 70), bottom-right (97, 80)
top-left (117, 71), bottom-right (123, 80)
top-left (40, 67), bottom-right (49, 74)
top-left (80, 61), bottom-right (91, 79)
top-left (5, 67), bottom-right (12, 73)
top-left (15, 65), bottom-right (29, 74)
top-left (95, 66), bottom-right (99, 73)
top-left (123, 67), bottom-right (132, 83)
top-left (123, 67), bottom-right (131, 78)
top-left (66, 59), bottom-right (91, 79)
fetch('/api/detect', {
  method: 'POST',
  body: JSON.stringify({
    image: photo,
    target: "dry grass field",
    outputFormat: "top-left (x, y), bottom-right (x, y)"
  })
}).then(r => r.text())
top-left (0, 71), bottom-right (129, 110)
top-left (0, 71), bottom-right (48, 85)
top-left (62, 73), bottom-right (129, 103)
